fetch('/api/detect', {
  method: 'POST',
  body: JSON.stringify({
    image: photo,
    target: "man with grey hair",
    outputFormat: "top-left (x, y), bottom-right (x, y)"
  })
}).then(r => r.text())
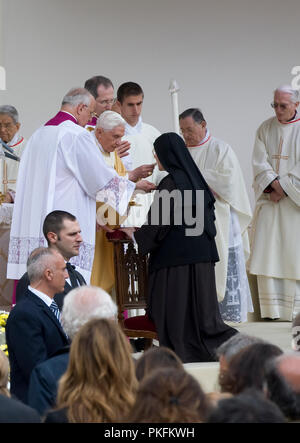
top-left (90, 110), bottom-right (155, 291)
top-left (249, 85), bottom-right (300, 321)
top-left (27, 285), bottom-right (117, 416)
top-left (215, 332), bottom-right (265, 374)
top-left (5, 247), bottom-right (70, 404)
top-left (7, 88), bottom-right (155, 284)
top-left (0, 105), bottom-right (26, 202)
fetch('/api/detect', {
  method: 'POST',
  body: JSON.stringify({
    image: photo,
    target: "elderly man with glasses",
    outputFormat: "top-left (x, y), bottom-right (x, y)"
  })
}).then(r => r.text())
top-left (249, 85), bottom-right (300, 321)
top-left (0, 105), bottom-right (26, 202)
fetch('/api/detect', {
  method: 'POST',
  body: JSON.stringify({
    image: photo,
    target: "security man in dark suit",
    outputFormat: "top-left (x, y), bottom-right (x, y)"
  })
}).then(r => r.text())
top-left (16, 210), bottom-right (86, 310)
top-left (6, 247), bottom-right (70, 404)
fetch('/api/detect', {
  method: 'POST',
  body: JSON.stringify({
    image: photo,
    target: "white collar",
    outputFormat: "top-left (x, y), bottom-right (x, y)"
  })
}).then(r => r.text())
top-left (92, 131), bottom-right (105, 154)
top-left (125, 116), bottom-right (143, 136)
top-left (6, 131), bottom-right (22, 147)
top-left (28, 285), bottom-right (53, 307)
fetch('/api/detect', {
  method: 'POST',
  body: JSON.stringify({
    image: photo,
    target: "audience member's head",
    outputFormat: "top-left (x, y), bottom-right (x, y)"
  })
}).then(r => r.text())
top-left (219, 342), bottom-right (283, 395)
top-left (0, 349), bottom-right (9, 397)
top-left (61, 87), bottom-right (95, 127)
top-left (135, 346), bottom-right (184, 382)
top-left (61, 285), bottom-right (117, 340)
top-left (206, 388), bottom-right (286, 423)
top-left (43, 210), bottom-right (82, 261)
top-left (27, 247), bottom-right (67, 296)
top-left (84, 75), bottom-right (114, 117)
top-left (0, 105), bottom-right (21, 143)
top-left (56, 318), bottom-right (137, 422)
top-left (264, 353), bottom-right (300, 421)
top-left (125, 367), bottom-right (212, 423)
top-left (216, 333), bottom-right (265, 374)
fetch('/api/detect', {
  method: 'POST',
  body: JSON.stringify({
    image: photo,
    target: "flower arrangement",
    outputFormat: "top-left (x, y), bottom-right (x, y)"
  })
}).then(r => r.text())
top-left (0, 310), bottom-right (9, 356)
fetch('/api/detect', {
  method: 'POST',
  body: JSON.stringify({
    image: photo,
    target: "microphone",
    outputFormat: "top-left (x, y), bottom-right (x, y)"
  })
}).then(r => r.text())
top-left (0, 139), bottom-right (20, 162)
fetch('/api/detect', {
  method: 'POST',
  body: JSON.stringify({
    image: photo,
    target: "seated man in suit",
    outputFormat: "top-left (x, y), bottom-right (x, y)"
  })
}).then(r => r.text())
top-left (16, 210), bottom-right (86, 310)
top-left (6, 247), bottom-right (70, 404)
top-left (27, 285), bottom-right (117, 416)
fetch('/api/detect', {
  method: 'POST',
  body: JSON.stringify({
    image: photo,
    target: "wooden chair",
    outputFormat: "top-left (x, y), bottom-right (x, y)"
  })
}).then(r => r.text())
top-left (108, 235), bottom-right (158, 350)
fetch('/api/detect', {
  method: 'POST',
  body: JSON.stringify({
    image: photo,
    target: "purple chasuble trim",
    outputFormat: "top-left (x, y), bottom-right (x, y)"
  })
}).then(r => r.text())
top-left (86, 116), bottom-right (97, 127)
top-left (45, 111), bottom-right (78, 126)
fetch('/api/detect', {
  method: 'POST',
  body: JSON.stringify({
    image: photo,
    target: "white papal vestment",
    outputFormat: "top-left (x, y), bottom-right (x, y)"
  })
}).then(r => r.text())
top-left (0, 132), bottom-right (26, 195)
top-left (249, 113), bottom-right (300, 320)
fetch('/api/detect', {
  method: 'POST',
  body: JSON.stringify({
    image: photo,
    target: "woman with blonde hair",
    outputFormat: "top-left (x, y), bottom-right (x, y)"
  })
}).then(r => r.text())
top-left (44, 318), bottom-right (138, 423)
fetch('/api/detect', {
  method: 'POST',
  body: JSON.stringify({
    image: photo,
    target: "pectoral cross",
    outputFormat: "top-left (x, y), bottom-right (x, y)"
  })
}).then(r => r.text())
top-left (272, 137), bottom-right (289, 174)
top-left (2, 161), bottom-right (16, 193)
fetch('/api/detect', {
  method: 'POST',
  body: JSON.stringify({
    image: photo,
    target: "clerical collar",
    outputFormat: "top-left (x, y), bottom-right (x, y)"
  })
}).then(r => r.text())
top-left (188, 129), bottom-right (211, 147)
top-left (5, 131), bottom-right (23, 148)
top-left (279, 111), bottom-right (300, 125)
top-left (125, 116), bottom-right (143, 136)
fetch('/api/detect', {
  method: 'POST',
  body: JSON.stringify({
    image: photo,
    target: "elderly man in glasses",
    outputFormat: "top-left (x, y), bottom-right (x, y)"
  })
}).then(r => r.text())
top-left (248, 85), bottom-right (300, 321)
top-left (0, 105), bottom-right (26, 202)
top-left (179, 108), bottom-right (253, 323)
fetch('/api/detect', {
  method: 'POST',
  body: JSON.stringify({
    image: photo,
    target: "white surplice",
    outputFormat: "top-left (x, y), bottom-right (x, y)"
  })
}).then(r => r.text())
top-left (121, 117), bottom-right (167, 228)
top-left (248, 113), bottom-right (300, 320)
top-left (188, 133), bottom-right (253, 322)
top-left (7, 120), bottom-right (135, 283)
top-left (0, 132), bottom-right (26, 194)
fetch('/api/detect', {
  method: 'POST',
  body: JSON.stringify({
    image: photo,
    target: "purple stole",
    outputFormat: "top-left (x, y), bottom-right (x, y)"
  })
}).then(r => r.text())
top-left (45, 111), bottom-right (77, 126)
top-left (86, 116), bottom-right (97, 127)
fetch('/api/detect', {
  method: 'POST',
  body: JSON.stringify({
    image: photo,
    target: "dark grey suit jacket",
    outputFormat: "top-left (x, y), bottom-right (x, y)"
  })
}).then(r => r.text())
top-left (16, 268), bottom-right (86, 310)
top-left (6, 289), bottom-right (70, 404)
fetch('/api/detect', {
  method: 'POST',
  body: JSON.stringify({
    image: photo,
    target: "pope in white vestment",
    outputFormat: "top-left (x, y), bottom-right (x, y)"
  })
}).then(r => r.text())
top-left (249, 90), bottom-right (300, 321)
top-left (179, 109), bottom-right (253, 322)
top-left (7, 107), bottom-right (135, 284)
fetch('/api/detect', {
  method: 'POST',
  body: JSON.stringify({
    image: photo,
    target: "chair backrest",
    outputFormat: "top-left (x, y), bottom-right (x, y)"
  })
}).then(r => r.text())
top-left (108, 238), bottom-right (157, 342)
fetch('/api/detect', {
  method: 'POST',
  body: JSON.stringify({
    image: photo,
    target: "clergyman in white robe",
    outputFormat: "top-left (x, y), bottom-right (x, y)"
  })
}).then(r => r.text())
top-left (188, 130), bottom-right (253, 322)
top-left (248, 111), bottom-right (300, 321)
top-left (121, 116), bottom-right (167, 228)
top-left (7, 112), bottom-right (135, 283)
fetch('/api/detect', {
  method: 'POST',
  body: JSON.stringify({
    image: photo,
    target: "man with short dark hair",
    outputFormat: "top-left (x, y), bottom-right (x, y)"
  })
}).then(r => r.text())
top-left (16, 210), bottom-right (86, 309)
top-left (0, 105), bottom-right (26, 202)
top-left (179, 108), bottom-right (253, 323)
top-left (6, 247), bottom-right (70, 404)
top-left (84, 75), bottom-right (115, 130)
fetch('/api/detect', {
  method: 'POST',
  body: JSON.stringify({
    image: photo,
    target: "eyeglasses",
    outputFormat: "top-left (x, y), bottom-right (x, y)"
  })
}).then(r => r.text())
top-left (0, 123), bottom-right (15, 130)
top-left (271, 102), bottom-right (291, 110)
top-left (97, 98), bottom-right (116, 106)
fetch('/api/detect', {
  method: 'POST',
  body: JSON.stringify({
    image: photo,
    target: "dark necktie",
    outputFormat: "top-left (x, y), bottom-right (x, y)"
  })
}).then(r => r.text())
top-left (66, 262), bottom-right (79, 288)
top-left (50, 300), bottom-right (61, 323)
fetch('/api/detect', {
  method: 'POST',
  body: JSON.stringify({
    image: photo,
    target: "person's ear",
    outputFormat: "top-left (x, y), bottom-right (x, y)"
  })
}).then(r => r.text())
top-left (44, 268), bottom-right (53, 282)
top-left (16, 122), bottom-right (21, 131)
top-left (47, 231), bottom-right (57, 245)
